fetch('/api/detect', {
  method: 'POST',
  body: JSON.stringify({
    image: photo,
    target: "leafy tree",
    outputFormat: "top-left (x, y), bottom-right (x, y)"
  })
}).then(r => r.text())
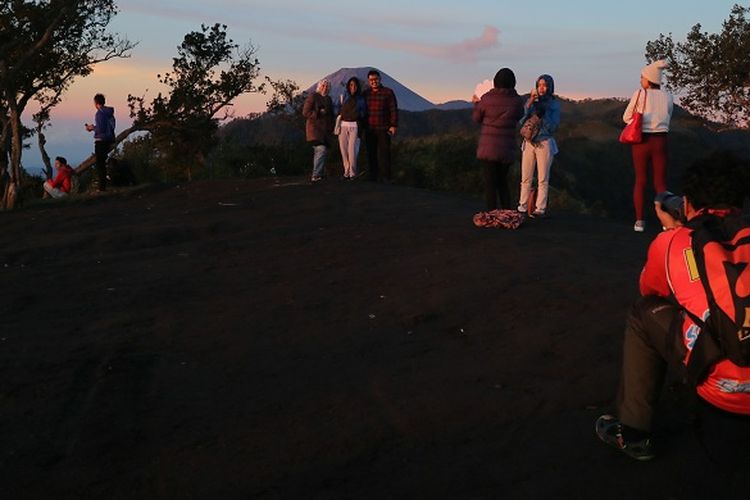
top-left (646, 4), bottom-right (750, 128)
top-left (265, 78), bottom-right (306, 116)
top-left (125, 23), bottom-right (264, 181)
top-left (0, 0), bottom-right (134, 208)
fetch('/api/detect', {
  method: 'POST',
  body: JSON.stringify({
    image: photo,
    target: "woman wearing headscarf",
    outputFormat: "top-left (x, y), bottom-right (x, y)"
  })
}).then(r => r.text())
top-left (623, 60), bottom-right (673, 232)
top-left (337, 76), bottom-right (368, 179)
top-left (302, 79), bottom-right (334, 182)
top-left (472, 68), bottom-right (524, 210)
top-left (517, 74), bottom-right (561, 217)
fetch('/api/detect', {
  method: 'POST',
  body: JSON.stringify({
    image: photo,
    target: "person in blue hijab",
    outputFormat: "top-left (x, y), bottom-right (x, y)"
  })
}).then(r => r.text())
top-left (517, 74), bottom-right (561, 217)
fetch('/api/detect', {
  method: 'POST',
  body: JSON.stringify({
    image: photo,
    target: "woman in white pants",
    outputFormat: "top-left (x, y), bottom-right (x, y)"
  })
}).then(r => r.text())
top-left (337, 77), bottom-right (367, 179)
top-left (517, 74), bottom-right (561, 217)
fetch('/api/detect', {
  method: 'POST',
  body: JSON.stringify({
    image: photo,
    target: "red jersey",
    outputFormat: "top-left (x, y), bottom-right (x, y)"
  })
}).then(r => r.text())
top-left (640, 223), bottom-right (750, 414)
top-left (50, 165), bottom-right (73, 193)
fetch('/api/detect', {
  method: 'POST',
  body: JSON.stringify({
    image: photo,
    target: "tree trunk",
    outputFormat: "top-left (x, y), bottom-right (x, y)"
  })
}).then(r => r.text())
top-left (37, 128), bottom-right (53, 179)
top-left (74, 125), bottom-right (141, 175)
top-left (2, 181), bottom-right (17, 211)
top-left (3, 103), bottom-right (24, 210)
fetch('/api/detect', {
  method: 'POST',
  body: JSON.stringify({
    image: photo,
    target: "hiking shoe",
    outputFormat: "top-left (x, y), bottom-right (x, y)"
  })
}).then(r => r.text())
top-left (595, 414), bottom-right (655, 461)
top-left (633, 220), bottom-right (645, 232)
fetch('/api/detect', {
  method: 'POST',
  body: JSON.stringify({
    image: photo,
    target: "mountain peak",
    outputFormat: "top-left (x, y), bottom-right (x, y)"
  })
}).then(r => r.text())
top-left (307, 67), bottom-right (438, 112)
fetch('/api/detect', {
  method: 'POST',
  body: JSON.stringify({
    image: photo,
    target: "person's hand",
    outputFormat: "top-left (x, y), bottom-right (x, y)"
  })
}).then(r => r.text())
top-left (655, 201), bottom-right (681, 230)
top-left (85, 123), bottom-right (94, 132)
top-left (471, 94), bottom-right (480, 104)
top-left (388, 126), bottom-right (397, 136)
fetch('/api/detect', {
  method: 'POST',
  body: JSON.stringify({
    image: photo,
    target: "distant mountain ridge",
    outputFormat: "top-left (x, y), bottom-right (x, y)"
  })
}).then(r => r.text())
top-left (305, 67), bottom-right (472, 112)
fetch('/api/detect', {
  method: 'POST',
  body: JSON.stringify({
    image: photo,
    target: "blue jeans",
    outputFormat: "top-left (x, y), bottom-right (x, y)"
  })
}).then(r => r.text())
top-left (312, 145), bottom-right (328, 178)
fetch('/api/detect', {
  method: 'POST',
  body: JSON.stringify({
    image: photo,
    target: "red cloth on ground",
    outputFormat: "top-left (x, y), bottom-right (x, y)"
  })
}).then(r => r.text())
top-left (472, 209), bottom-right (525, 229)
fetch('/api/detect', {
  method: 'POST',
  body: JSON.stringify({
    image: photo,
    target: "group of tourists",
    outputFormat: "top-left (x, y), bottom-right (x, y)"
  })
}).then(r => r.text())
top-left (306, 61), bottom-right (674, 233)
top-left (303, 69), bottom-right (398, 184)
top-left (41, 64), bottom-right (749, 471)
top-left (472, 68), bottom-right (561, 218)
top-left (472, 60), bottom-right (673, 228)
top-left (304, 65), bottom-right (750, 468)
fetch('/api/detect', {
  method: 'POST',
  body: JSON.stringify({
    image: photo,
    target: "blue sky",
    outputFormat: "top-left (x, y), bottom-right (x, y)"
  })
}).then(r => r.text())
top-left (25, 0), bottom-right (743, 172)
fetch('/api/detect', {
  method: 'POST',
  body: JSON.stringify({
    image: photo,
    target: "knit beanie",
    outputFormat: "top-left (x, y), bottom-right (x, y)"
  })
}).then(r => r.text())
top-left (641, 60), bottom-right (667, 84)
top-left (493, 68), bottom-right (516, 89)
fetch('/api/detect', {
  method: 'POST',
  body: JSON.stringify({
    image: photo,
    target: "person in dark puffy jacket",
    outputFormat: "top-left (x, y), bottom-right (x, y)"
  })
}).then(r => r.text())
top-left (472, 68), bottom-right (524, 210)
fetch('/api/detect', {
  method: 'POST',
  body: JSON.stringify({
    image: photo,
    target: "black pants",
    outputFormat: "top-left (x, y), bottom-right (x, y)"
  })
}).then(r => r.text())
top-left (94, 140), bottom-right (112, 191)
top-left (365, 129), bottom-right (391, 181)
top-left (616, 295), bottom-right (685, 431)
top-left (481, 161), bottom-right (512, 210)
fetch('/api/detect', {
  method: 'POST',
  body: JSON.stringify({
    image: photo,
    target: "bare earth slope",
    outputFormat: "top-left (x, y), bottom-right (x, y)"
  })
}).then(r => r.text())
top-left (0, 179), bottom-right (737, 498)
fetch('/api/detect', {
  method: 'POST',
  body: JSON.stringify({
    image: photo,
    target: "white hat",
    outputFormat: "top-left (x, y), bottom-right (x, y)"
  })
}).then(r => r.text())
top-left (641, 60), bottom-right (668, 84)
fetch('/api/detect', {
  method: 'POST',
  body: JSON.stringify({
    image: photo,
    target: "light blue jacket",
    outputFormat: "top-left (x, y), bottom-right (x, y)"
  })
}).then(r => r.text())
top-left (519, 74), bottom-right (560, 142)
top-left (521, 99), bottom-right (560, 142)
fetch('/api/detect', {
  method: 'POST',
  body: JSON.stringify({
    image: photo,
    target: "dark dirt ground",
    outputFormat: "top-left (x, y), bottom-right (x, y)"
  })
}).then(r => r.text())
top-left (1, 177), bottom-right (745, 499)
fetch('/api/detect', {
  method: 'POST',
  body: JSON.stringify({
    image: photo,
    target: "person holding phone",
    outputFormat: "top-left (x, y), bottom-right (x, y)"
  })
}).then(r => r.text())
top-left (84, 93), bottom-right (116, 192)
top-left (517, 75), bottom-right (560, 218)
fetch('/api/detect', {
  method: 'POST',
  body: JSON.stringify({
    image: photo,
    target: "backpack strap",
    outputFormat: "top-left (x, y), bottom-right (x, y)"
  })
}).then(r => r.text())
top-left (664, 219), bottom-right (719, 384)
top-left (682, 212), bottom-right (750, 384)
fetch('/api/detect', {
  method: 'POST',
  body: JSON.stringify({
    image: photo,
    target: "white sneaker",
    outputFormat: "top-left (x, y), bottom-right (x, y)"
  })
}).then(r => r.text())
top-left (633, 220), bottom-right (645, 232)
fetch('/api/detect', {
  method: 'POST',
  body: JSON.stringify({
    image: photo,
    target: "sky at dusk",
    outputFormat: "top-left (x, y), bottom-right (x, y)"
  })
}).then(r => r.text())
top-left (25, 0), bottom-right (742, 172)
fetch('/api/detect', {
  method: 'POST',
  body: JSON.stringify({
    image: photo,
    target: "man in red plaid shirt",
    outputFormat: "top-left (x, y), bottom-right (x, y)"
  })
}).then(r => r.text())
top-left (363, 69), bottom-right (398, 182)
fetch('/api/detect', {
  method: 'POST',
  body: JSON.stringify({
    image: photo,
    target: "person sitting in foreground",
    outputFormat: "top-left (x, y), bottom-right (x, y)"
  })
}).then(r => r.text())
top-left (43, 156), bottom-right (74, 199)
top-left (595, 151), bottom-right (750, 461)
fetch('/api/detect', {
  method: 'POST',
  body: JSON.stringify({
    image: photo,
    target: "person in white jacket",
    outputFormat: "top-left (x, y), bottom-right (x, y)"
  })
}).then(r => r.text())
top-left (623, 60), bottom-right (673, 232)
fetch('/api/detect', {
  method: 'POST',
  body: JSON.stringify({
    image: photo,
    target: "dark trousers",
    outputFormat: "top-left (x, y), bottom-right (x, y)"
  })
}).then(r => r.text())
top-left (365, 129), bottom-right (391, 181)
top-left (481, 161), bottom-right (512, 210)
top-left (616, 295), bottom-right (685, 432)
top-left (95, 140), bottom-right (112, 191)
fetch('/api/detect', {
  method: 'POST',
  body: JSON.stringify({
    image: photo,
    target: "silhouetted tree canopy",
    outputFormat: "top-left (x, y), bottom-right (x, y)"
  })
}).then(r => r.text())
top-left (646, 4), bottom-right (750, 128)
top-left (127, 23), bottom-right (264, 180)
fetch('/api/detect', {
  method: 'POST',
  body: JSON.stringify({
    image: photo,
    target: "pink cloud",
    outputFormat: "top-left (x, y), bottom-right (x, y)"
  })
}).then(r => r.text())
top-left (357, 26), bottom-right (500, 63)
top-left (445, 26), bottom-right (500, 61)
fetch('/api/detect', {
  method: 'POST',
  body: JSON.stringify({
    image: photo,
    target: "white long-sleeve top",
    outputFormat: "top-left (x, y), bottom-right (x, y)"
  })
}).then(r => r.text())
top-left (623, 88), bottom-right (673, 133)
